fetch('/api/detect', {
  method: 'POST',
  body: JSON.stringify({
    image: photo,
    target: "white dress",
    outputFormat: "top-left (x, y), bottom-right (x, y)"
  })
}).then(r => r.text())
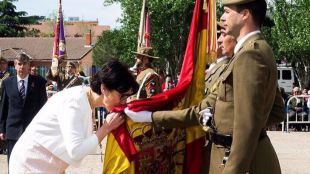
top-left (9, 86), bottom-right (98, 173)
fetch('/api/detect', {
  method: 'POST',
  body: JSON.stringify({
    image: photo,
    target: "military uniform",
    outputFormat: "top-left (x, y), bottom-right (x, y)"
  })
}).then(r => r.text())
top-left (130, 47), bottom-right (162, 100)
top-left (152, 33), bottom-right (283, 174)
top-left (132, 67), bottom-right (162, 100)
top-left (205, 57), bottom-right (230, 95)
top-left (0, 71), bottom-right (11, 99)
top-left (46, 70), bottom-right (82, 91)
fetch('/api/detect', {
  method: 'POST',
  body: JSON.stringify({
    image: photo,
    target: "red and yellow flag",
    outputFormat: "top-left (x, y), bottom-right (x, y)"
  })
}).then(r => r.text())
top-left (103, 0), bottom-right (216, 173)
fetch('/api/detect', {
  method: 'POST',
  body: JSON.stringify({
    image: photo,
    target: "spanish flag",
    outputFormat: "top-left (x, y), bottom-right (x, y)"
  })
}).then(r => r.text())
top-left (103, 0), bottom-right (216, 173)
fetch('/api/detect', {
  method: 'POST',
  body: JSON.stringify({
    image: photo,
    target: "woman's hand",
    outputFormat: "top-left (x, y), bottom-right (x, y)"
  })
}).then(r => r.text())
top-left (95, 112), bottom-right (124, 143)
top-left (104, 112), bottom-right (124, 132)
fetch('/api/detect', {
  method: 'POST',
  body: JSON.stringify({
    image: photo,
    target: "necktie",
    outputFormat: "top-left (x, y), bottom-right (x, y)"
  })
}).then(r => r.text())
top-left (20, 80), bottom-right (26, 100)
top-left (0, 72), bottom-right (3, 78)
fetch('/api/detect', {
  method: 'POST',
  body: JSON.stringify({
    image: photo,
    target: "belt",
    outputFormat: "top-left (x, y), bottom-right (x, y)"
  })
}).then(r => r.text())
top-left (209, 130), bottom-right (267, 148)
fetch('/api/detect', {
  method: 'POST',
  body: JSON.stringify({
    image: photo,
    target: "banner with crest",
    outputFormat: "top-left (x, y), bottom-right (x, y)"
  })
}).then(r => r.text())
top-left (51, 0), bottom-right (67, 75)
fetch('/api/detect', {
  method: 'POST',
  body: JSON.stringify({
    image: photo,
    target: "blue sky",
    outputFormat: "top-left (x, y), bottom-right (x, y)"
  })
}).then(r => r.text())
top-left (14, 0), bottom-right (122, 28)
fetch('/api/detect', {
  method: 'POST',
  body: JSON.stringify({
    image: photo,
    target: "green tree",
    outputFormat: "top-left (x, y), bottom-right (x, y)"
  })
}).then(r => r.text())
top-left (269, 0), bottom-right (310, 86)
top-left (97, 0), bottom-right (194, 78)
top-left (0, 0), bottom-right (44, 37)
top-left (93, 29), bottom-right (134, 66)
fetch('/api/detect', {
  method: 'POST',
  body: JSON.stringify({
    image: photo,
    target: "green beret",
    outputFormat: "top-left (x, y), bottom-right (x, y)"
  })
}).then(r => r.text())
top-left (222, 0), bottom-right (257, 5)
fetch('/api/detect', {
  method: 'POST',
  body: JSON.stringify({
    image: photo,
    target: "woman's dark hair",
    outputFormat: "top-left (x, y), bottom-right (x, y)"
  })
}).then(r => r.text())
top-left (90, 60), bottom-right (139, 95)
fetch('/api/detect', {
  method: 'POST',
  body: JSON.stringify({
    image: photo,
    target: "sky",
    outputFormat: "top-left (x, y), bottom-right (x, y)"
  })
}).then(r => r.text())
top-left (14, 0), bottom-right (123, 28)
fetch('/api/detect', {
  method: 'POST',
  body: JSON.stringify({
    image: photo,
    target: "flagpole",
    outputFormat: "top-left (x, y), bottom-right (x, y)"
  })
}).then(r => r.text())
top-left (51, 0), bottom-right (66, 76)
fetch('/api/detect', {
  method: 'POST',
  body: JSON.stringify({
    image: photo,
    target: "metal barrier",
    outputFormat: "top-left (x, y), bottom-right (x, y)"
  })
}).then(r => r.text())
top-left (282, 95), bottom-right (310, 132)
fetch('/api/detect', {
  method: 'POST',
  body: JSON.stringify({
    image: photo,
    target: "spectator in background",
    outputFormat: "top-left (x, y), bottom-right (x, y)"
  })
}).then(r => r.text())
top-left (162, 74), bottom-right (175, 92)
top-left (0, 53), bottom-right (47, 166)
top-left (78, 70), bottom-right (89, 86)
top-left (0, 57), bottom-right (12, 99)
top-left (288, 87), bottom-right (307, 122)
top-left (30, 66), bottom-right (38, 76)
top-left (0, 57), bottom-right (12, 155)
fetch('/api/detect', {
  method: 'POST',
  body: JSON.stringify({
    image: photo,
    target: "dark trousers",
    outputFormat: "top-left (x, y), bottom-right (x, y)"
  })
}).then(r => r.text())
top-left (6, 139), bottom-right (17, 165)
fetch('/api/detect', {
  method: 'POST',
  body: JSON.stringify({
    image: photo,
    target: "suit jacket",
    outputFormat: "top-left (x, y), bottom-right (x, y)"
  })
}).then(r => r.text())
top-left (0, 75), bottom-right (47, 140)
top-left (152, 33), bottom-right (282, 174)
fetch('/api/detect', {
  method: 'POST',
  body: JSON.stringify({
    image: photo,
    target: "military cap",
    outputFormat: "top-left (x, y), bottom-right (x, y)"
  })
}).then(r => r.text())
top-left (222, 0), bottom-right (258, 5)
top-left (132, 47), bottom-right (159, 59)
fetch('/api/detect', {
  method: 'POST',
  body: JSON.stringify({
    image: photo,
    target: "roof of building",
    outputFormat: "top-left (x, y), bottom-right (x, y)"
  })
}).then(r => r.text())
top-left (0, 37), bottom-right (97, 61)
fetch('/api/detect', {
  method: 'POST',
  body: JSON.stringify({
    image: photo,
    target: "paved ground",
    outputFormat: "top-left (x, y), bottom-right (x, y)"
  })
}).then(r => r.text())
top-left (1, 131), bottom-right (310, 174)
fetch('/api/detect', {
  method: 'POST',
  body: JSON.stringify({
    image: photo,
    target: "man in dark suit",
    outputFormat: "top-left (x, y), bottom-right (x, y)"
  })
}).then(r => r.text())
top-left (0, 53), bottom-right (47, 163)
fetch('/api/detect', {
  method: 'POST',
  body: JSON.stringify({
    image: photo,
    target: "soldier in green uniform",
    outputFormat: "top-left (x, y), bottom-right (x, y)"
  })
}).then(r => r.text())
top-left (0, 57), bottom-right (12, 99)
top-left (205, 22), bottom-right (237, 95)
top-left (0, 57), bottom-right (12, 154)
top-left (46, 61), bottom-right (82, 91)
top-left (131, 47), bottom-right (162, 100)
top-left (125, 0), bottom-right (284, 173)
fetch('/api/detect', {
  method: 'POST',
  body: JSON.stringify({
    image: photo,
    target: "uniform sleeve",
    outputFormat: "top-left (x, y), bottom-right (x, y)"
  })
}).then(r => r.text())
top-left (145, 74), bottom-right (162, 98)
top-left (57, 97), bottom-right (98, 162)
top-left (223, 51), bottom-right (271, 174)
top-left (152, 96), bottom-right (213, 131)
top-left (267, 87), bottom-right (285, 126)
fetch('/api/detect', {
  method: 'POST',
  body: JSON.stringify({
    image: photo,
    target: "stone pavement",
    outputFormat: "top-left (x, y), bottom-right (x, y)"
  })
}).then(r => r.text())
top-left (1, 131), bottom-right (310, 174)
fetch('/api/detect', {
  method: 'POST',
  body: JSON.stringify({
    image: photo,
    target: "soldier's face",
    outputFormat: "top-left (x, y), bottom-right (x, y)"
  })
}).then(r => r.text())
top-left (135, 56), bottom-right (143, 67)
top-left (220, 5), bottom-right (244, 39)
top-left (222, 33), bottom-right (237, 57)
top-left (0, 61), bottom-right (7, 72)
top-left (66, 65), bottom-right (76, 75)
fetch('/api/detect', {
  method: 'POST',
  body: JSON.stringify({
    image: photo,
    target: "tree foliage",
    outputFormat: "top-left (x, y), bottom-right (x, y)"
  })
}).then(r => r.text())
top-left (95, 0), bottom-right (195, 78)
top-left (93, 29), bottom-right (133, 65)
top-left (0, 0), bottom-right (44, 37)
top-left (267, 0), bottom-right (310, 85)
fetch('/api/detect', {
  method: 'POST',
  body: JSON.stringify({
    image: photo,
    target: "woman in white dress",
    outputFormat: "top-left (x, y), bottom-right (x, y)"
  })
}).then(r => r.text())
top-left (9, 60), bottom-right (139, 174)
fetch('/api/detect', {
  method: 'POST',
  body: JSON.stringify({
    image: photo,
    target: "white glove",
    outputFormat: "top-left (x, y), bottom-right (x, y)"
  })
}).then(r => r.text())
top-left (199, 108), bottom-right (213, 126)
top-left (124, 107), bottom-right (153, 122)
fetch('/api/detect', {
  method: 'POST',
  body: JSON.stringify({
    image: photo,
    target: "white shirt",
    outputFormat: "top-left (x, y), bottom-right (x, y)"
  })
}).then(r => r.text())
top-left (17, 75), bottom-right (29, 94)
top-left (216, 56), bottom-right (229, 63)
top-left (234, 30), bottom-right (261, 54)
top-left (22, 86), bottom-right (98, 166)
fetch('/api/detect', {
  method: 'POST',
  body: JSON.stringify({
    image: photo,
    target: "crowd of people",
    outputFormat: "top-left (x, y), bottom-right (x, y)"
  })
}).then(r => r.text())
top-left (280, 86), bottom-right (310, 131)
top-left (0, 0), bottom-right (308, 173)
